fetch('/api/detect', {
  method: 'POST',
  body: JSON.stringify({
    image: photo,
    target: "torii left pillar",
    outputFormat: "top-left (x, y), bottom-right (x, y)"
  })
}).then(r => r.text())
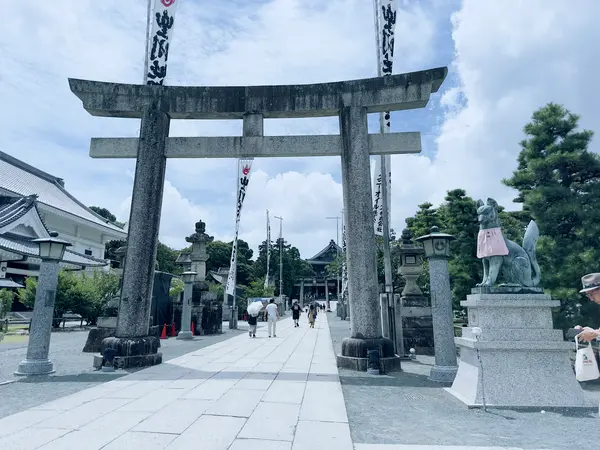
top-left (101, 97), bottom-right (170, 369)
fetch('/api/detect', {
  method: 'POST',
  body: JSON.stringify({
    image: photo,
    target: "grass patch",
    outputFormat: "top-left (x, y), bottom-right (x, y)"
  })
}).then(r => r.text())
top-left (1, 334), bottom-right (28, 344)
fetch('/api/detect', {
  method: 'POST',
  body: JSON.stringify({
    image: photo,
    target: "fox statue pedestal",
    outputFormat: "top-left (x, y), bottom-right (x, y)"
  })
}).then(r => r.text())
top-left (447, 287), bottom-right (594, 410)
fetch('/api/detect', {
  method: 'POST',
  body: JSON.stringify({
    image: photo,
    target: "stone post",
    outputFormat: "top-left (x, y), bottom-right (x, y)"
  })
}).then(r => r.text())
top-left (101, 98), bottom-right (169, 369)
top-left (336, 106), bottom-right (399, 372)
top-left (416, 226), bottom-right (458, 383)
top-left (15, 260), bottom-right (60, 375)
top-left (177, 271), bottom-right (196, 340)
top-left (300, 279), bottom-right (304, 306)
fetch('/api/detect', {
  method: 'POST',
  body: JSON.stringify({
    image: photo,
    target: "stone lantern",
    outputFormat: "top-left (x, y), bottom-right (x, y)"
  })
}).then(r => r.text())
top-left (398, 228), bottom-right (424, 297)
top-left (396, 229), bottom-right (433, 358)
top-left (16, 232), bottom-right (71, 376)
top-left (416, 226), bottom-right (455, 259)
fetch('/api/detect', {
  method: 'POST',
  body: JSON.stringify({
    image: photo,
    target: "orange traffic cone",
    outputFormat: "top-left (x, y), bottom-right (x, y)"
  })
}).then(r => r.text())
top-left (190, 321), bottom-right (195, 336)
top-left (160, 323), bottom-right (167, 339)
top-left (170, 323), bottom-right (176, 337)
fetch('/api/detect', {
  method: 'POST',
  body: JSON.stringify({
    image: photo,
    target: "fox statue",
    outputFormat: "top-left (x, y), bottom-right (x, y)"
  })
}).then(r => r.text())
top-left (475, 198), bottom-right (541, 287)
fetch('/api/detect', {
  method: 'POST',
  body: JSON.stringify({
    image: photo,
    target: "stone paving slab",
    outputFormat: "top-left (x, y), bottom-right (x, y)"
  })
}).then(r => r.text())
top-left (327, 312), bottom-right (600, 450)
top-left (0, 314), bottom-right (353, 449)
top-left (354, 446), bottom-right (524, 450)
top-left (0, 322), bottom-right (248, 419)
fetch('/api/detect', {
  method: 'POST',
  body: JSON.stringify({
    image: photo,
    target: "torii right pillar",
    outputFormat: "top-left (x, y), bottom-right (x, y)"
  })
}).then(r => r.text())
top-left (337, 104), bottom-right (399, 371)
top-left (335, 67), bottom-right (446, 372)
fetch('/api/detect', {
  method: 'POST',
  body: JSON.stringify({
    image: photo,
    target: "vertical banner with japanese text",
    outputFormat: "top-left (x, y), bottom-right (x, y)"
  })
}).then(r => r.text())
top-left (146, 0), bottom-right (179, 85)
top-left (372, 0), bottom-right (396, 235)
top-left (225, 159), bottom-right (254, 296)
top-left (264, 210), bottom-right (271, 289)
top-left (341, 219), bottom-right (348, 301)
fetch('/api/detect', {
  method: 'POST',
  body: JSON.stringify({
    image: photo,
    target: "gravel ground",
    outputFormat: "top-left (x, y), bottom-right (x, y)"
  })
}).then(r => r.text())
top-left (0, 323), bottom-right (246, 419)
top-left (327, 312), bottom-right (600, 450)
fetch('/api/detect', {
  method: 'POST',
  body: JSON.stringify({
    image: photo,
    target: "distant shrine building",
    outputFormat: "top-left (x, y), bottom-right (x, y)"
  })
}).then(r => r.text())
top-left (295, 240), bottom-right (342, 305)
top-left (0, 151), bottom-right (127, 293)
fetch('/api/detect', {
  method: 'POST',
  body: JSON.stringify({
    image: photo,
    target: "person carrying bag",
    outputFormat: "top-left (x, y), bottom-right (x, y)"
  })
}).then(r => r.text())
top-left (572, 272), bottom-right (600, 381)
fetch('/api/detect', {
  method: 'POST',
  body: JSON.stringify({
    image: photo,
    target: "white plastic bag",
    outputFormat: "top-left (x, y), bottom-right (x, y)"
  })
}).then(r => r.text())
top-left (575, 338), bottom-right (600, 382)
top-left (247, 301), bottom-right (263, 317)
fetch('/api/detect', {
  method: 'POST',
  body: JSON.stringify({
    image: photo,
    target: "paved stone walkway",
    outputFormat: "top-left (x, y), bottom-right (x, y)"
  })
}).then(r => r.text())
top-left (0, 313), bottom-right (560, 450)
top-left (0, 314), bottom-right (353, 449)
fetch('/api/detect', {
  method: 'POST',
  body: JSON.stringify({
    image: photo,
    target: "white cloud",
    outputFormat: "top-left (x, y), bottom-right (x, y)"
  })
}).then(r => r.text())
top-left (387, 0), bottom-right (600, 236)
top-left (5, 0), bottom-right (598, 261)
top-left (0, 0), bottom-right (438, 258)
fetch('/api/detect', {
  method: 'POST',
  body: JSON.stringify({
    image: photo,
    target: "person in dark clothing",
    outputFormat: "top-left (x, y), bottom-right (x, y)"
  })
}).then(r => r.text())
top-left (247, 313), bottom-right (257, 338)
top-left (291, 300), bottom-right (301, 327)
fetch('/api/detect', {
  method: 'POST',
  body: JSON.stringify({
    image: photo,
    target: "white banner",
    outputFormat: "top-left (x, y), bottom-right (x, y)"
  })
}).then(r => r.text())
top-left (341, 221), bottom-right (348, 301)
top-left (264, 210), bottom-right (271, 289)
top-left (372, 0), bottom-right (396, 235)
top-left (225, 159), bottom-right (254, 296)
top-left (146, 0), bottom-right (179, 85)
top-left (372, 155), bottom-right (392, 235)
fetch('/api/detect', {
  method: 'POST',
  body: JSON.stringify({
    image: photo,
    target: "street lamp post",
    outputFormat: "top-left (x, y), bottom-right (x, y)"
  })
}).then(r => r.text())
top-left (326, 216), bottom-right (341, 312)
top-left (416, 226), bottom-right (459, 383)
top-left (15, 231), bottom-right (71, 376)
top-left (274, 216), bottom-right (284, 310)
top-left (177, 271), bottom-right (197, 340)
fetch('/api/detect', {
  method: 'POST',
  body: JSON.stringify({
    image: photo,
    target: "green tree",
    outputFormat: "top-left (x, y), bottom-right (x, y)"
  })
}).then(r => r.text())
top-left (253, 238), bottom-right (314, 299)
top-left (503, 103), bottom-right (600, 329)
top-left (17, 271), bottom-right (120, 326)
top-left (206, 241), bottom-right (232, 272)
top-left (203, 239), bottom-right (254, 286)
top-left (169, 277), bottom-right (184, 301)
top-left (0, 289), bottom-right (13, 319)
top-left (156, 242), bottom-right (183, 275)
top-left (438, 189), bottom-right (481, 310)
top-left (81, 271), bottom-right (121, 325)
top-left (405, 202), bottom-right (443, 298)
top-left (89, 206), bottom-right (125, 228)
top-left (89, 206), bottom-right (117, 223)
top-left (243, 277), bottom-right (275, 298)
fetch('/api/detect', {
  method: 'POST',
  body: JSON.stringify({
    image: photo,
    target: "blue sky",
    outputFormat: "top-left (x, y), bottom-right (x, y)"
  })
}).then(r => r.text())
top-left (1, 0), bottom-right (599, 258)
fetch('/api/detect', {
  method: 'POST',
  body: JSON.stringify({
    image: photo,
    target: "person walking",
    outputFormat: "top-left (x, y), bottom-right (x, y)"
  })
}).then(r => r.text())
top-left (308, 304), bottom-right (316, 328)
top-left (247, 313), bottom-right (257, 338)
top-left (266, 298), bottom-right (279, 338)
top-left (291, 300), bottom-right (301, 327)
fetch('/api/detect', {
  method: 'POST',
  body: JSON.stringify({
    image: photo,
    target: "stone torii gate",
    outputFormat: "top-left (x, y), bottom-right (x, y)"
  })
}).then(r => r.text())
top-left (69, 67), bottom-right (447, 370)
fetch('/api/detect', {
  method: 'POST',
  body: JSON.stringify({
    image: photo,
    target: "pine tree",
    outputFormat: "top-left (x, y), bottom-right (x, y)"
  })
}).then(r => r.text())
top-left (503, 103), bottom-right (600, 329)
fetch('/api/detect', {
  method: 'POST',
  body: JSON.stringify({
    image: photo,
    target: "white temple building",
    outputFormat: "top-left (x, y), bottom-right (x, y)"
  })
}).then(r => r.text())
top-left (0, 150), bottom-right (127, 288)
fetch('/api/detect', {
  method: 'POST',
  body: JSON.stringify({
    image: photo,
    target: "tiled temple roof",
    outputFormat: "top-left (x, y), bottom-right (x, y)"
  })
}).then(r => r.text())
top-left (0, 233), bottom-right (107, 267)
top-left (0, 150), bottom-right (126, 238)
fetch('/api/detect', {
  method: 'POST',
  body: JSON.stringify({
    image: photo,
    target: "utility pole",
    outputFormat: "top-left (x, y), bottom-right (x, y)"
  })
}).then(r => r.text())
top-left (274, 216), bottom-right (284, 310)
top-left (326, 216), bottom-right (341, 312)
